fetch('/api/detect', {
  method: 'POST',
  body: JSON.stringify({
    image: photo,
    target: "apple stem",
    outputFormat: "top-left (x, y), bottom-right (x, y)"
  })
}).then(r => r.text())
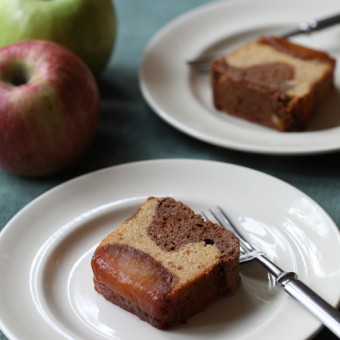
top-left (3, 63), bottom-right (30, 87)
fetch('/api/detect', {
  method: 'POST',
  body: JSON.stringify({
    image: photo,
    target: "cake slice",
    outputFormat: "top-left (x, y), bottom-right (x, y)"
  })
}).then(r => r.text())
top-left (91, 197), bottom-right (240, 329)
top-left (211, 36), bottom-right (336, 131)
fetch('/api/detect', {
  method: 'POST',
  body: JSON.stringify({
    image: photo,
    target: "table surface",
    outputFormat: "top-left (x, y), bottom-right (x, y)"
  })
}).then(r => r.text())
top-left (0, 1), bottom-right (339, 339)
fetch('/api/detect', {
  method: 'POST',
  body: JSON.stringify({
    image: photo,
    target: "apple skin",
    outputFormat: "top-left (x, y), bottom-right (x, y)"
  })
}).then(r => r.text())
top-left (0, 40), bottom-right (100, 177)
top-left (0, 0), bottom-right (116, 76)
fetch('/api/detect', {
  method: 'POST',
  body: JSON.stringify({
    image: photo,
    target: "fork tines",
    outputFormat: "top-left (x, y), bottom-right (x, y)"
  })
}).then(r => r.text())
top-left (209, 207), bottom-right (252, 250)
top-left (203, 207), bottom-right (264, 263)
top-left (186, 56), bottom-right (213, 72)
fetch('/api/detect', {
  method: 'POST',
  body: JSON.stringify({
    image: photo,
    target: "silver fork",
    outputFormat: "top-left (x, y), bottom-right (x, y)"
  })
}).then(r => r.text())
top-left (188, 12), bottom-right (340, 72)
top-left (204, 207), bottom-right (340, 337)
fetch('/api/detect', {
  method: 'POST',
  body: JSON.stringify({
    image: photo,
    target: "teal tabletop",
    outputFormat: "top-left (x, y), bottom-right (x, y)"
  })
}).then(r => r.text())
top-left (0, 1), bottom-right (339, 339)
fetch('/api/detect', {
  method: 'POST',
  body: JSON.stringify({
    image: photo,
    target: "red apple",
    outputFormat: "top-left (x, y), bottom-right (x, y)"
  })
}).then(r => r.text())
top-left (0, 40), bottom-right (99, 177)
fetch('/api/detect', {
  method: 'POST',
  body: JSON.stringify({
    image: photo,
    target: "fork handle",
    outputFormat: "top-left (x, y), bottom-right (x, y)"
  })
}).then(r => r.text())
top-left (283, 13), bottom-right (340, 38)
top-left (277, 272), bottom-right (340, 337)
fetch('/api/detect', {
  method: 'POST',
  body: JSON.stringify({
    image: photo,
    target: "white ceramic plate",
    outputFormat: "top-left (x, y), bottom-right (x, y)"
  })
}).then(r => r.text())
top-left (139, 0), bottom-right (340, 155)
top-left (0, 159), bottom-right (340, 340)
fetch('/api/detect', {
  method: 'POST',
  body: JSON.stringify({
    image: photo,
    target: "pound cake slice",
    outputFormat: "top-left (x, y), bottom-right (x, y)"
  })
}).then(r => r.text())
top-left (91, 197), bottom-right (240, 329)
top-left (211, 36), bottom-right (336, 131)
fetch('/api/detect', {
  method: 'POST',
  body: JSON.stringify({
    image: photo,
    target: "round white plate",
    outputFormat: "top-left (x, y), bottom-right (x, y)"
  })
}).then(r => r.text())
top-left (0, 159), bottom-right (340, 340)
top-left (139, 0), bottom-right (340, 155)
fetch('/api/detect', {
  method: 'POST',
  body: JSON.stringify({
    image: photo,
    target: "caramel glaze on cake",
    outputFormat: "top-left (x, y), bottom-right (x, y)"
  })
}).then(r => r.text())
top-left (91, 197), bottom-right (240, 329)
top-left (211, 36), bottom-right (336, 131)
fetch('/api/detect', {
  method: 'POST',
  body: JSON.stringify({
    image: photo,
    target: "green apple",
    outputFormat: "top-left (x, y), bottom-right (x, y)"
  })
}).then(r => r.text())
top-left (0, 0), bottom-right (116, 76)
